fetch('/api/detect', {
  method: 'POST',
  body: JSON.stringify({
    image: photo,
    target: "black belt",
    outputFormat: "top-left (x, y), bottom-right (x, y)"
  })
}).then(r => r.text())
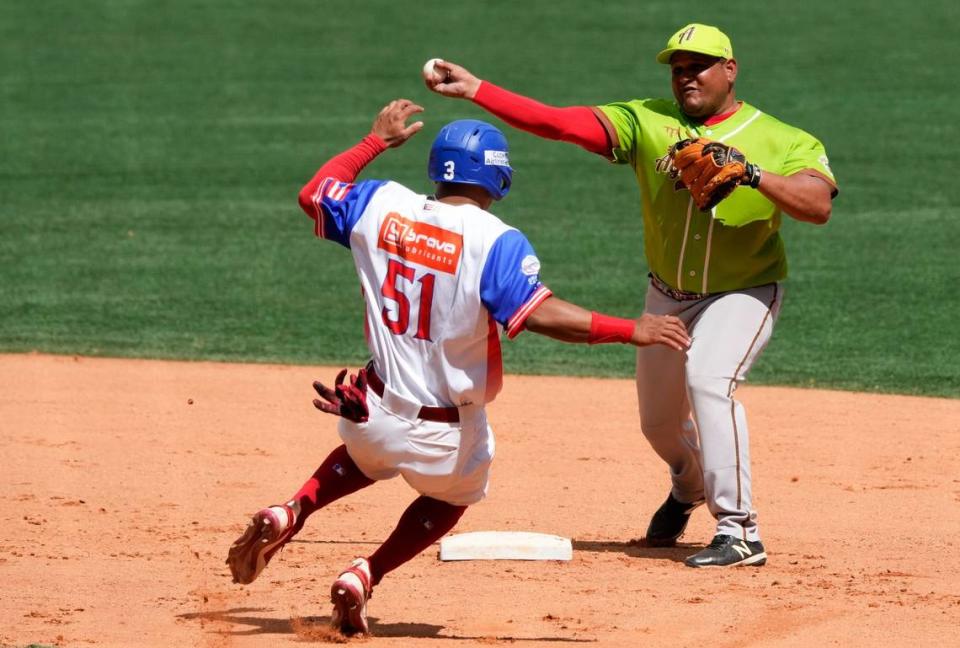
top-left (649, 273), bottom-right (711, 302)
top-left (365, 363), bottom-right (460, 423)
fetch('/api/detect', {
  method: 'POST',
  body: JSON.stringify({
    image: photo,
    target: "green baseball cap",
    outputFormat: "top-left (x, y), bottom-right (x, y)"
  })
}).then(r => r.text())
top-left (656, 23), bottom-right (733, 64)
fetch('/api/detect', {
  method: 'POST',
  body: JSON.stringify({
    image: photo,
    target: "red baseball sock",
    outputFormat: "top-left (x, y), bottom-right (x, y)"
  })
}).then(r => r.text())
top-left (288, 444), bottom-right (375, 533)
top-left (366, 496), bottom-right (467, 586)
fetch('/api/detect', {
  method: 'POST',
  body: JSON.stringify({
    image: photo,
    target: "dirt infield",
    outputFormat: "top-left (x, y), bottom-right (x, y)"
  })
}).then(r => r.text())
top-left (2, 353), bottom-right (958, 647)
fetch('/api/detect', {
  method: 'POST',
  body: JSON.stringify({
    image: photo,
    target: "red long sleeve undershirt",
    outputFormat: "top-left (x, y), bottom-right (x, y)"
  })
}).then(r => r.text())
top-left (472, 82), bottom-right (610, 156)
top-left (297, 133), bottom-right (388, 227)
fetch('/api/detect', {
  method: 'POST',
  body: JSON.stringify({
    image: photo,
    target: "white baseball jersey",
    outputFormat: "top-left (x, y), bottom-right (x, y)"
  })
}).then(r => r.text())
top-left (306, 178), bottom-right (552, 408)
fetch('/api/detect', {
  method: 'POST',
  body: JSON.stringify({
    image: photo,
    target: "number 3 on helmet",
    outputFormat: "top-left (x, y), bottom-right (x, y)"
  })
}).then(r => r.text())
top-left (428, 119), bottom-right (513, 200)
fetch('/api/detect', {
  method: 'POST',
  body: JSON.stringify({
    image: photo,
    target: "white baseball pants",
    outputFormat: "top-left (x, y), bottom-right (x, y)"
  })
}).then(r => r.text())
top-left (338, 388), bottom-right (495, 507)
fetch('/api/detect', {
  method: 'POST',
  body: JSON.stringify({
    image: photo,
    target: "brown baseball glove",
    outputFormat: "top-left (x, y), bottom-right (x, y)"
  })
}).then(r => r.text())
top-left (668, 138), bottom-right (761, 211)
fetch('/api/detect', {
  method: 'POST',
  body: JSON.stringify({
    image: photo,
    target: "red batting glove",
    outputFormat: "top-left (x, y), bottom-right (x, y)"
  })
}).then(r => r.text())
top-left (312, 368), bottom-right (369, 423)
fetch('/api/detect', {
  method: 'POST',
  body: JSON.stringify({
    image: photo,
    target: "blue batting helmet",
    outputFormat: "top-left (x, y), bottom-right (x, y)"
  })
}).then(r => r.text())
top-left (428, 119), bottom-right (512, 200)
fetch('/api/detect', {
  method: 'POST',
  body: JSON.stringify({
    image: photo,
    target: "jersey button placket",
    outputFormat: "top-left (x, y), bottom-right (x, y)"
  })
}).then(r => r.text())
top-left (682, 223), bottom-right (706, 288)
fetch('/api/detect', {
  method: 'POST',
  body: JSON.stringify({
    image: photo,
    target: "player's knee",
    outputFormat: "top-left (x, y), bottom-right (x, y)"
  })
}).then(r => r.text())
top-left (639, 418), bottom-right (682, 440)
top-left (686, 371), bottom-right (731, 403)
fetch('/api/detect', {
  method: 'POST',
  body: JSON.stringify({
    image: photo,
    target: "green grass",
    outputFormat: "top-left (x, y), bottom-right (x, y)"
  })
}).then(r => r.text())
top-left (1, 1), bottom-right (958, 397)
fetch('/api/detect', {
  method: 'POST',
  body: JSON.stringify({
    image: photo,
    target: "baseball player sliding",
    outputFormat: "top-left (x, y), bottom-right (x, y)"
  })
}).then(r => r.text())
top-left (427, 23), bottom-right (838, 567)
top-left (226, 99), bottom-right (689, 635)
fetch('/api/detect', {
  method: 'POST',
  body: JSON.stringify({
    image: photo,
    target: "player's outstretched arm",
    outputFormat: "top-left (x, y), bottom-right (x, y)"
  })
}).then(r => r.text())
top-left (425, 60), bottom-right (613, 156)
top-left (524, 297), bottom-right (690, 351)
top-left (298, 99), bottom-right (424, 216)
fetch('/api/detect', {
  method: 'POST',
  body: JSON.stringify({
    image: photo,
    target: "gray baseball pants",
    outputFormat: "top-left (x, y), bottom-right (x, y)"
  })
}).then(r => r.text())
top-left (636, 280), bottom-right (783, 542)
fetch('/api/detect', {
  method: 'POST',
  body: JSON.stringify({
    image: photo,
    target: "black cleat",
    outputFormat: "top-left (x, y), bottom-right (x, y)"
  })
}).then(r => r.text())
top-left (644, 493), bottom-right (704, 547)
top-left (684, 534), bottom-right (767, 568)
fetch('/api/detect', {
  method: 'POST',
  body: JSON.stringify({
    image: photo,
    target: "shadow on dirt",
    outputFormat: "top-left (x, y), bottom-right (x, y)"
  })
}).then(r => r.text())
top-left (178, 609), bottom-right (596, 641)
top-left (572, 539), bottom-right (702, 563)
top-left (178, 607), bottom-right (291, 636)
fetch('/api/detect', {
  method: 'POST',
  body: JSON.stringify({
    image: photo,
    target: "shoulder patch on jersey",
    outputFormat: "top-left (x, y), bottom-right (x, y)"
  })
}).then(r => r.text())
top-left (378, 212), bottom-right (463, 274)
top-left (521, 255), bottom-right (541, 284)
top-left (324, 180), bottom-right (354, 201)
top-left (818, 154), bottom-right (833, 176)
top-left (521, 255), bottom-right (541, 276)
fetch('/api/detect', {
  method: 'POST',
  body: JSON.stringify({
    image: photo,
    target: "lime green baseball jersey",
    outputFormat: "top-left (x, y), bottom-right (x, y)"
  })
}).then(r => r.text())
top-left (597, 99), bottom-right (836, 294)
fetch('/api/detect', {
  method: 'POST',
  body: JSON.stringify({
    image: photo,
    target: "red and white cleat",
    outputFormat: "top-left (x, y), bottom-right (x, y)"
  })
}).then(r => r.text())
top-left (226, 504), bottom-right (296, 584)
top-left (330, 558), bottom-right (373, 635)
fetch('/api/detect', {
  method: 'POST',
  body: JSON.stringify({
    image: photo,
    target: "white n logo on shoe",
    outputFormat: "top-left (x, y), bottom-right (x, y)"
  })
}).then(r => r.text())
top-left (731, 541), bottom-right (753, 559)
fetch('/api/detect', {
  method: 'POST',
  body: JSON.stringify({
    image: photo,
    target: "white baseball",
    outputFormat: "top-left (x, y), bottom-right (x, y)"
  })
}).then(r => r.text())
top-left (422, 58), bottom-right (445, 83)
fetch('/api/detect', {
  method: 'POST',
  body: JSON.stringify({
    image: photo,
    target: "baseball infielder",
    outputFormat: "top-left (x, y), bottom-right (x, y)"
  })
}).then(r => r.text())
top-left (427, 23), bottom-right (838, 567)
top-left (226, 99), bottom-right (689, 635)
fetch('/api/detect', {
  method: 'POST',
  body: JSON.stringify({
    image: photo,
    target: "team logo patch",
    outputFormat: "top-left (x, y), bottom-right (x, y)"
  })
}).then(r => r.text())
top-left (323, 178), bottom-right (353, 201)
top-left (484, 150), bottom-right (510, 167)
top-left (521, 255), bottom-right (541, 276)
top-left (521, 255), bottom-right (541, 284)
top-left (819, 155), bottom-right (833, 176)
top-left (378, 212), bottom-right (463, 274)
